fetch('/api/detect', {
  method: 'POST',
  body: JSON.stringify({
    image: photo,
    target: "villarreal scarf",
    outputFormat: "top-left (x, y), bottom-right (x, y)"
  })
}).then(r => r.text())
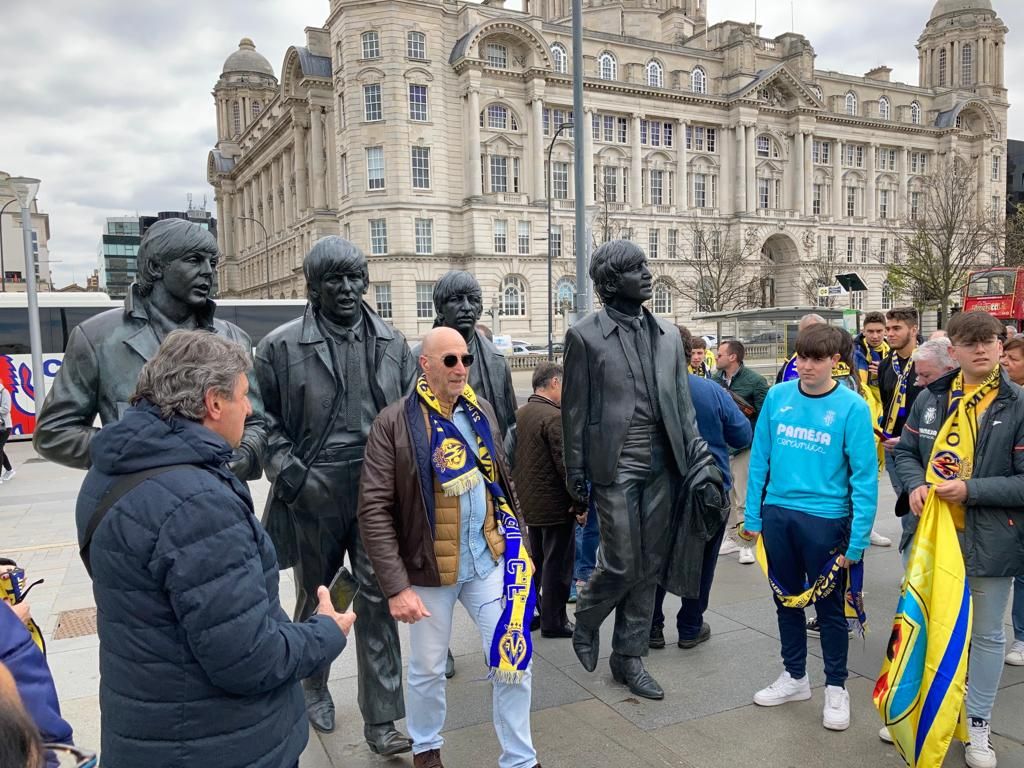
top-left (688, 362), bottom-right (712, 378)
top-left (882, 355), bottom-right (914, 438)
top-left (415, 376), bottom-right (536, 683)
top-left (0, 563), bottom-right (46, 654)
top-left (779, 353), bottom-right (854, 385)
top-left (873, 367), bottom-right (998, 767)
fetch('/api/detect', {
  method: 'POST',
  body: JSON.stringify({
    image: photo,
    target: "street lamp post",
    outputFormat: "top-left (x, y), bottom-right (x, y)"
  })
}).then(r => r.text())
top-left (0, 198), bottom-right (18, 292)
top-left (546, 120), bottom-right (574, 361)
top-left (6, 177), bottom-right (44, 412)
top-left (237, 216), bottom-right (271, 299)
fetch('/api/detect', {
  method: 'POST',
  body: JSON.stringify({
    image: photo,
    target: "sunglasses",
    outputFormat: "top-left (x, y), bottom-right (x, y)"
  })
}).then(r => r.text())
top-left (438, 354), bottom-right (474, 368)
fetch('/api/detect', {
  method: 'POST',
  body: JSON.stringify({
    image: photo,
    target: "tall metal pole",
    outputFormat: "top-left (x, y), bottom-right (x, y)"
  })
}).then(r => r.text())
top-left (547, 121), bottom-right (573, 361)
top-left (572, 0), bottom-right (591, 319)
top-left (238, 216), bottom-right (270, 299)
top-left (19, 203), bottom-right (45, 412)
top-left (0, 199), bottom-right (17, 292)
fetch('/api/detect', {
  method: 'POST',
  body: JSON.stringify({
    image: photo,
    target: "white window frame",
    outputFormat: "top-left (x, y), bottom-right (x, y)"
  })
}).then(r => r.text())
top-left (374, 283), bottom-right (393, 320)
top-left (366, 146), bottom-right (385, 191)
top-left (408, 84), bottom-right (428, 122)
top-left (363, 83), bottom-right (383, 122)
top-left (414, 219), bottom-right (433, 255)
top-left (691, 67), bottom-right (707, 94)
top-left (598, 52), bottom-right (616, 81)
top-left (369, 218), bottom-right (388, 255)
top-left (361, 31), bottom-right (381, 60)
top-left (411, 146), bottom-right (431, 190)
top-left (406, 31), bottom-right (426, 60)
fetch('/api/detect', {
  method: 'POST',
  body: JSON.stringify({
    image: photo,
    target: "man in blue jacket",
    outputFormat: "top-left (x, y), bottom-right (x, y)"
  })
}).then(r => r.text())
top-left (650, 327), bottom-right (752, 649)
top-left (75, 330), bottom-right (354, 768)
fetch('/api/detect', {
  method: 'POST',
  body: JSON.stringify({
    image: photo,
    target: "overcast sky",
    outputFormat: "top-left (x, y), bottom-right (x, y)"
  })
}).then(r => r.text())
top-left (1, 0), bottom-right (1020, 287)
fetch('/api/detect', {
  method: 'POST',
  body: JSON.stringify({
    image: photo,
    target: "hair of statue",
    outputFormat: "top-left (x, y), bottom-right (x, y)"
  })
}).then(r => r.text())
top-left (303, 237), bottom-right (369, 311)
top-left (431, 271), bottom-right (483, 326)
top-left (589, 239), bottom-right (646, 304)
top-left (136, 219), bottom-right (219, 296)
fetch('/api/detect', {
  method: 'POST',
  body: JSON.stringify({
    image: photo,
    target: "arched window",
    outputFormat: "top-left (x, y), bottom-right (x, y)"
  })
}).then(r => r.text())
top-left (845, 92), bottom-right (858, 116)
top-left (551, 43), bottom-right (568, 74)
top-left (598, 52), bottom-right (616, 81)
top-left (361, 31), bottom-right (381, 59)
top-left (481, 103), bottom-right (519, 131)
top-left (486, 42), bottom-right (508, 69)
top-left (251, 100), bottom-right (262, 119)
top-left (501, 275), bottom-right (527, 317)
top-left (881, 280), bottom-right (894, 310)
top-left (878, 96), bottom-right (890, 120)
top-left (755, 134), bottom-right (780, 159)
top-left (812, 84), bottom-right (823, 101)
top-left (232, 101), bottom-right (241, 135)
top-left (938, 48), bottom-right (947, 86)
top-left (956, 114), bottom-right (963, 129)
top-left (691, 67), bottom-right (707, 94)
top-left (911, 101), bottom-right (922, 125)
top-left (962, 43), bottom-right (973, 85)
top-left (407, 31), bottom-right (426, 60)
top-left (554, 276), bottom-right (576, 314)
top-left (646, 60), bottom-right (664, 88)
top-left (653, 282), bottom-right (673, 315)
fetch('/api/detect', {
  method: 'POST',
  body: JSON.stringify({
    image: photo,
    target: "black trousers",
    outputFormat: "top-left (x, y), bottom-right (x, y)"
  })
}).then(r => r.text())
top-left (575, 428), bottom-right (675, 657)
top-left (291, 448), bottom-right (404, 726)
top-left (528, 521), bottom-right (576, 631)
top-left (0, 429), bottom-right (10, 471)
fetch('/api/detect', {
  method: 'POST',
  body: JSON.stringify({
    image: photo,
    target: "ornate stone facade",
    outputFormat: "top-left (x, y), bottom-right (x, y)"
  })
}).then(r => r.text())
top-left (208, 0), bottom-right (1009, 340)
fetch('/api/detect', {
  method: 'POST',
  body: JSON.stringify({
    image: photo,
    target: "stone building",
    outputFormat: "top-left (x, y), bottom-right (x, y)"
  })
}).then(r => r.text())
top-left (207, 0), bottom-right (1009, 341)
top-left (0, 172), bottom-right (52, 293)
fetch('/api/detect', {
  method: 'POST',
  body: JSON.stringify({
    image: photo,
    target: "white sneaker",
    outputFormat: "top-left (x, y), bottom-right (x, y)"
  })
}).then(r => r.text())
top-left (719, 538), bottom-right (741, 556)
top-left (738, 546), bottom-right (756, 564)
top-left (753, 671), bottom-right (812, 707)
top-left (822, 685), bottom-right (850, 730)
top-left (1005, 640), bottom-right (1024, 666)
top-left (0, 468), bottom-right (13, 482)
top-left (965, 719), bottom-right (997, 768)
top-left (879, 725), bottom-right (893, 744)
top-left (869, 529), bottom-right (892, 547)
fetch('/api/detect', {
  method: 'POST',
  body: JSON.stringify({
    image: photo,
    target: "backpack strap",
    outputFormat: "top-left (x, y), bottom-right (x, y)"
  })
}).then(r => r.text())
top-left (80, 464), bottom-right (194, 577)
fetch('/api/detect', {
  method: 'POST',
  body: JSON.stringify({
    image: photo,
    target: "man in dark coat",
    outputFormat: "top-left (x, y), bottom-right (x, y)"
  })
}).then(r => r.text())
top-left (254, 237), bottom-right (413, 754)
top-left (561, 239), bottom-right (699, 700)
top-left (513, 362), bottom-right (579, 638)
top-left (33, 218), bottom-right (265, 481)
top-left (75, 330), bottom-right (352, 768)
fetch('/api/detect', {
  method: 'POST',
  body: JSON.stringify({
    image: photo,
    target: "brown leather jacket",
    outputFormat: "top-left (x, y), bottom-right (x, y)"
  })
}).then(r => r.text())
top-left (357, 393), bottom-right (528, 598)
top-left (512, 395), bottom-right (576, 527)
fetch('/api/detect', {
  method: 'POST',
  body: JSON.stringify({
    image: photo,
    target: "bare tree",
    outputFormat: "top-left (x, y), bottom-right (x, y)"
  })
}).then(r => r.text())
top-left (592, 168), bottom-right (628, 246)
top-left (801, 240), bottom-right (839, 308)
top-left (672, 221), bottom-right (762, 312)
top-left (886, 153), bottom-right (998, 326)
top-left (1003, 202), bottom-right (1024, 268)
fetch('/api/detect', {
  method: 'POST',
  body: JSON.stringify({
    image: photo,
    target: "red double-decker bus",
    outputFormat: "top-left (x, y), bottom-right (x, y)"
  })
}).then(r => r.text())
top-left (963, 267), bottom-right (1024, 330)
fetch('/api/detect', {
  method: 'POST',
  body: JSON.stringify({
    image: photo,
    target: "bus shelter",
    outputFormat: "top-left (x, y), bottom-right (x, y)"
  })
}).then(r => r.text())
top-left (693, 306), bottom-right (858, 380)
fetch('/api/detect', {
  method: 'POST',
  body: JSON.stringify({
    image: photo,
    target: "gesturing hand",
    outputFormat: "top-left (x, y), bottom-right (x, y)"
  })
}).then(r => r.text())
top-left (389, 588), bottom-right (431, 624)
top-left (316, 586), bottom-right (356, 636)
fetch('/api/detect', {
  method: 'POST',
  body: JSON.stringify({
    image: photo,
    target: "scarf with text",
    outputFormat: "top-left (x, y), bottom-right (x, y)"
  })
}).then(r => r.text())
top-left (780, 353), bottom-right (853, 384)
top-left (882, 354), bottom-right (914, 438)
top-left (415, 375), bottom-right (536, 683)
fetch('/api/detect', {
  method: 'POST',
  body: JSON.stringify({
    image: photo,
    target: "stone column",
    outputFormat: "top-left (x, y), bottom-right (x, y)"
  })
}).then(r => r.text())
top-left (898, 148), bottom-right (908, 219)
top-left (866, 143), bottom-right (876, 221)
top-left (531, 96), bottom-right (545, 201)
top-left (282, 147), bottom-right (294, 226)
top-left (214, 193), bottom-right (226, 255)
top-left (262, 165), bottom-right (274, 235)
top-left (745, 125), bottom-right (756, 214)
top-left (584, 108), bottom-right (595, 206)
top-left (832, 139), bottom-right (843, 219)
top-left (309, 105), bottom-right (327, 209)
top-left (224, 192), bottom-right (235, 259)
top-left (468, 87), bottom-right (483, 197)
top-left (325, 117), bottom-right (339, 204)
top-left (734, 125), bottom-right (746, 212)
top-left (676, 119), bottom-right (687, 212)
top-left (803, 132), bottom-right (814, 216)
top-left (631, 114), bottom-right (643, 209)
top-left (293, 121), bottom-right (309, 215)
top-left (998, 43), bottom-right (1004, 87)
top-left (270, 160), bottom-right (282, 234)
top-left (793, 131), bottom-right (805, 215)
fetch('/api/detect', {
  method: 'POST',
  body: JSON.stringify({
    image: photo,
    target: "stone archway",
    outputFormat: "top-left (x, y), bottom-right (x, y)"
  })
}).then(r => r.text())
top-left (759, 233), bottom-right (801, 307)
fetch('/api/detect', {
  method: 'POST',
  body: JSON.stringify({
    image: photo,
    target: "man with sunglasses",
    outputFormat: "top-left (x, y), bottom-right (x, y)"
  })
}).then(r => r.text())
top-left (359, 326), bottom-right (540, 768)
top-left (255, 237), bottom-right (414, 754)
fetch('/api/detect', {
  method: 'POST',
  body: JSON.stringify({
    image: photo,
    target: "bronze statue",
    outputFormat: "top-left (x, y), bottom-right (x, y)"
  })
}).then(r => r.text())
top-left (33, 218), bottom-right (265, 480)
top-left (561, 240), bottom-right (698, 700)
top-left (254, 237), bottom-right (413, 755)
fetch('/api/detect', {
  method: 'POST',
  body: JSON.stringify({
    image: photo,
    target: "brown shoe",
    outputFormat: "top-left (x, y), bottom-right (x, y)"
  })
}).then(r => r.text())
top-left (413, 749), bottom-right (444, 768)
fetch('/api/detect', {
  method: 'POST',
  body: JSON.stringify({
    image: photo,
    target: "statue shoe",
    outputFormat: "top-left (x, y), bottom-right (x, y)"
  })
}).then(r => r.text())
top-left (609, 653), bottom-right (665, 700)
top-left (572, 622), bottom-right (600, 673)
top-left (365, 722), bottom-right (413, 756)
top-left (302, 676), bottom-right (335, 732)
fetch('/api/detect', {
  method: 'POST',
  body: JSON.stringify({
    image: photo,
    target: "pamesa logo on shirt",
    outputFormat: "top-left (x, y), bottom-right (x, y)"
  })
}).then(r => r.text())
top-left (775, 422), bottom-right (833, 454)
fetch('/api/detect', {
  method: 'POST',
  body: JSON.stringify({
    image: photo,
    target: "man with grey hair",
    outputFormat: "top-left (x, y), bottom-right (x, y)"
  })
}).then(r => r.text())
top-left (911, 337), bottom-right (957, 389)
top-left (75, 330), bottom-right (353, 768)
top-left (34, 218), bottom-right (265, 481)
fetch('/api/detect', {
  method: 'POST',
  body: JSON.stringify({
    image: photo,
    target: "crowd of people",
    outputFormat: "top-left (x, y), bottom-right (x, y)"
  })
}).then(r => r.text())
top-left (2, 227), bottom-right (1023, 768)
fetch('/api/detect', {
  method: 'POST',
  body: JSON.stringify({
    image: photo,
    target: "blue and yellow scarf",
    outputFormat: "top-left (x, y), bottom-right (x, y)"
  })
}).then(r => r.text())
top-left (882, 354), bottom-right (914, 439)
top-left (415, 376), bottom-right (536, 684)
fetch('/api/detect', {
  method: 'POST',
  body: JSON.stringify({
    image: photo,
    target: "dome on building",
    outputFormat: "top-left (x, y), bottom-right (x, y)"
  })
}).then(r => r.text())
top-left (222, 38), bottom-right (275, 77)
top-left (929, 0), bottom-right (993, 20)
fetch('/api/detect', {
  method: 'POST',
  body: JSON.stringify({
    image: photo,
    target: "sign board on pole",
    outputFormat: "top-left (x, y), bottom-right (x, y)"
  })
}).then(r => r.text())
top-left (817, 285), bottom-right (846, 297)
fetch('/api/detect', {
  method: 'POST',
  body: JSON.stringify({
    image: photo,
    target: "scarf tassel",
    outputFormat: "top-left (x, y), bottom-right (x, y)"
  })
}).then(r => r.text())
top-left (489, 669), bottom-right (526, 685)
top-left (441, 470), bottom-right (482, 497)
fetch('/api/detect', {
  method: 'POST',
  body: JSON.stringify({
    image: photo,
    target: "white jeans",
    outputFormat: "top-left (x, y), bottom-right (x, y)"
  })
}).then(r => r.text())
top-left (408, 565), bottom-right (536, 768)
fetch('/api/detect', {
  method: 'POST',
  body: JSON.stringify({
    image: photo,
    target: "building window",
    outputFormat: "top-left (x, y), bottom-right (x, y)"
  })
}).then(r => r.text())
top-left (646, 60), bottom-right (664, 87)
top-left (910, 191), bottom-right (921, 220)
top-left (490, 155), bottom-right (508, 193)
top-left (939, 49), bottom-right (947, 86)
top-left (602, 166), bottom-right (619, 203)
top-left (251, 100), bottom-right (262, 119)
top-left (232, 101), bottom-right (241, 135)
top-left (554, 276), bottom-right (575, 313)
top-left (648, 229), bottom-right (660, 259)
top-left (501, 275), bottom-right (527, 316)
top-left (416, 281), bottom-right (434, 318)
top-left (691, 67), bottom-right (707, 94)
top-left (846, 237), bottom-right (855, 263)
top-left (366, 147), bottom-right (385, 190)
top-left (407, 31), bottom-right (426, 60)
top-left (880, 239), bottom-right (889, 264)
top-left (363, 84), bottom-right (382, 121)
top-left (653, 282), bottom-right (672, 314)
top-left (518, 221), bottom-right (531, 255)
top-left (693, 174), bottom-right (707, 208)
top-left (550, 225), bottom-right (562, 259)
top-left (493, 219), bottom-right (508, 253)
top-left (812, 184), bottom-right (823, 215)
top-left (598, 52), bottom-right (616, 80)
top-left (374, 283), bottom-right (393, 319)
top-left (667, 228), bottom-right (678, 257)
top-left (843, 143), bottom-right (864, 168)
top-left (757, 178), bottom-right (770, 209)
top-left (878, 147), bottom-right (897, 171)
top-left (911, 101), bottom-right (922, 125)
top-left (911, 151), bottom-right (929, 175)
top-left (879, 97), bottom-right (890, 121)
top-left (846, 186), bottom-right (857, 218)
top-left (826, 236), bottom-right (836, 261)
top-left (650, 169), bottom-right (664, 206)
top-left (879, 189), bottom-right (890, 220)
top-left (993, 155), bottom-right (1002, 181)
top-left (414, 219), bottom-right (433, 254)
top-left (861, 237), bottom-right (870, 261)
top-left (845, 91), bottom-right (858, 116)
top-left (552, 162), bottom-right (569, 199)
top-left (369, 219), bottom-right (388, 254)
top-left (483, 103), bottom-right (519, 131)
top-left (812, 140), bottom-right (831, 165)
top-left (409, 84), bottom-right (428, 121)
top-left (551, 43), bottom-right (568, 74)
top-left (962, 43), bottom-right (973, 85)
top-left (486, 43), bottom-right (508, 69)
top-left (411, 146), bottom-right (431, 189)
top-left (361, 31), bottom-right (381, 59)
top-left (686, 125), bottom-right (717, 153)
top-left (756, 135), bottom-right (771, 158)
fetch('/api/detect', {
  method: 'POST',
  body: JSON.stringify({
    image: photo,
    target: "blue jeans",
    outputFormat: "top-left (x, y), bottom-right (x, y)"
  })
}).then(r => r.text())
top-left (762, 504), bottom-right (850, 688)
top-left (574, 496), bottom-right (600, 583)
top-left (407, 565), bottom-right (536, 768)
top-left (652, 521), bottom-right (727, 640)
top-left (1012, 575), bottom-right (1024, 643)
top-left (967, 575), bottom-right (1013, 721)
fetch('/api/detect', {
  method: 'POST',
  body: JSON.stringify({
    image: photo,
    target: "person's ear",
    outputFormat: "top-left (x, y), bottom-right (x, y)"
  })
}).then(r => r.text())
top-left (204, 388), bottom-right (224, 423)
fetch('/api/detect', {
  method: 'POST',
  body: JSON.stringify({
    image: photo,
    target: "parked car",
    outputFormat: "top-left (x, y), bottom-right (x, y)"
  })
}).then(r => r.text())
top-left (511, 343), bottom-right (532, 355)
top-left (746, 331), bottom-right (784, 344)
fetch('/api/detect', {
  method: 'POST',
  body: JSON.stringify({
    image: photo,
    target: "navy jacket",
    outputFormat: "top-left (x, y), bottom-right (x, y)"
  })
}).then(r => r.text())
top-left (689, 375), bottom-right (753, 490)
top-left (76, 403), bottom-right (345, 768)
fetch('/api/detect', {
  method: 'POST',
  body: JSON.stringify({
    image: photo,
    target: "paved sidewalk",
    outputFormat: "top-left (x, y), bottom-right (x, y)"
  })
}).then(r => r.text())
top-left (3, 438), bottom-right (1023, 767)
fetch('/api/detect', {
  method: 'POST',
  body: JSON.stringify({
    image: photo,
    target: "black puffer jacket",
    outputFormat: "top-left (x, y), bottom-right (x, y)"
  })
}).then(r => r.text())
top-left (893, 368), bottom-right (1024, 577)
top-left (76, 402), bottom-right (346, 768)
top-left (512, 394), bottom-right (575, 527)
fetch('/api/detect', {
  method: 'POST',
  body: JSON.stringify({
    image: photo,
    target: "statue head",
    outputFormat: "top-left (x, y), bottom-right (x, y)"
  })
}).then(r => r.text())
top-left (590, 239), bottom-right (653, 307)
top-left (304, 236), bottom-right (370, 326)
top-left (432, 271), bottom-right (483, 339)
top-left (136, 219), bottom-right (219, 310)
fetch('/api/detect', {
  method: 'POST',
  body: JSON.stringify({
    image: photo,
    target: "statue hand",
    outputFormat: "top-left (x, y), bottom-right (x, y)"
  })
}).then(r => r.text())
top-left (228, 447), bottom-right (254, 481)
top-left (566, 469), bottom-right (589, 506)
